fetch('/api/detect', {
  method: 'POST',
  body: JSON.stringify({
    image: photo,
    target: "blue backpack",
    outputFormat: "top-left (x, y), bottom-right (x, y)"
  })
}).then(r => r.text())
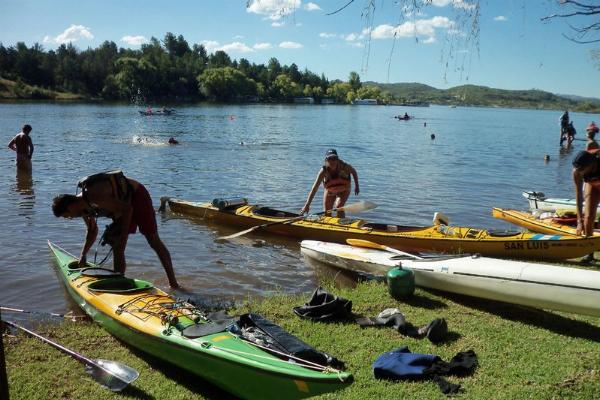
top-left (373, 346), bottom-right (439, 380)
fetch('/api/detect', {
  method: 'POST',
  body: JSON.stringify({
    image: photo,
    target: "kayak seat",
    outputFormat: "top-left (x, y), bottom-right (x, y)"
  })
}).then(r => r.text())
top-left (487, 229), bottom-right (522, 237)
top-left (252, 207), bottom-right (298, 218)
top-left (87, 277), bottom-right (153, 294)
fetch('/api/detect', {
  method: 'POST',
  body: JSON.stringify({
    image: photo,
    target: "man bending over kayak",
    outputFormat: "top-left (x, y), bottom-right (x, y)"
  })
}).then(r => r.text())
top-left (300, 149), bottom-right (359, 218)
top-left (52, 171), bottom-right (179, 288)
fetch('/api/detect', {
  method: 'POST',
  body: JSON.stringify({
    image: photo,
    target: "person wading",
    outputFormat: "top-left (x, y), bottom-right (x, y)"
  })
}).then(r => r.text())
top-left (7, 124), bottom-right (34, 172)
top-left (51, 171), bottom-right (179, 288)
top-left (586, 122), bottom-right (599, 151)
top-left (300, 149), bottom-right (360, 218)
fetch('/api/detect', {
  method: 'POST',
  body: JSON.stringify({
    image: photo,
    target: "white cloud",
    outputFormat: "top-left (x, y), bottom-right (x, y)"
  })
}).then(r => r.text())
top-left (369, 16), bottom-right (454, 43)
top-left (279, 41), bottom-right (303, 49)
top-left (43, 24), bottom-right (93, 44)
top-left (253, 42), bottom-right (273, 50)
top-left (233, 35), bottom-right (245, 39)
top-left (494, 15), bottom-right (507, 22)
top-left (201, 40), bottom-right (220, 52)
top-left (220, 42), bottom-right (254, 53)
top-left (348, 41), bottom-right (364, 48)
top-left (121, 35), bottom-right (148, 46)
top-left (429, 0), bottom-right (475, 10)
top-left (247, 0), bottom-right (300, 21)
top-left (271, 21), bottom-right (285, 27)
top-left (319, 32), bottom-right (336, 38)
top-left (345, 33), bottom-right (359, 42)
top-left (305, 2), bottom-right (321, 11)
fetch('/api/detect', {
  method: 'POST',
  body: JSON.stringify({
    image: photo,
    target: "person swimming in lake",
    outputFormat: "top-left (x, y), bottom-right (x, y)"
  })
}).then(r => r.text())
top-left (300, 149), bottom-right (359, 218)
top-left (7, 124), bottom-right (34, 173)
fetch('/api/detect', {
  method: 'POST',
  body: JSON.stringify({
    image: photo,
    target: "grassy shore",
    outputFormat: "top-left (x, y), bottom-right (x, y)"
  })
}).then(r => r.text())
top-left (3, 280), bottom-right (600, 400)
top-left (0, 78), bottom-right (85, 100)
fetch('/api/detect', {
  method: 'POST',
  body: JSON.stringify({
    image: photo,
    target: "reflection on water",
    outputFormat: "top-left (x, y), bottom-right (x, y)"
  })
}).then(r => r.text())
top-left (13, 169), bottom-right (35, 216)
top-left (0, 103), bottom-right (599, 313)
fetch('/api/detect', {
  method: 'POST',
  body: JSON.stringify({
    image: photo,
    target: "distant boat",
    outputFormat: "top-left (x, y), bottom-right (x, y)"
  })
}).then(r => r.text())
top-left (293, 97), bottom-right (315, 104)
top-left (353, 98), bottom-right (379, 105)
top-left (139, 109), bottom-right (176, 116)
top-left (449, 105), bottom-right (457, 108)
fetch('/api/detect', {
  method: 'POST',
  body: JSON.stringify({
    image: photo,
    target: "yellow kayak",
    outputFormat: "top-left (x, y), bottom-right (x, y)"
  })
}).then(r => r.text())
top-left (164, 198), bottom-right (600, 260)
top-left (492, 207), bottom-right (600, 237)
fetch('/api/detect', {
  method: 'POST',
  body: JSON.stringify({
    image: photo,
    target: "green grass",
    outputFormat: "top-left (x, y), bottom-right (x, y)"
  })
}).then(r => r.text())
top-left (0, 78), bottom-right (85, 100)
top-left (4, 281), bottom-right (600, 399)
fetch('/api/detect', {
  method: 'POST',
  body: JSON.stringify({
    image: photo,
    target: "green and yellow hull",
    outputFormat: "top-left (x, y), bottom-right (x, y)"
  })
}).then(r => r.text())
top-left (48, 241), bottom-right (351, 400)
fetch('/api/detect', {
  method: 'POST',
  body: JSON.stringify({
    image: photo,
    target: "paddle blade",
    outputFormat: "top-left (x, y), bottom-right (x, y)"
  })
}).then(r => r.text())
top-left (346, 239), bottom-right (422, 259)
top-left (87, 359), bottom-right (139, 392)
top-left (346, 238), bottom-right (386, 250)
top-left (337, 200), bottom-right (377, 214)
top-left (217, 226), bottom-right (259, 240)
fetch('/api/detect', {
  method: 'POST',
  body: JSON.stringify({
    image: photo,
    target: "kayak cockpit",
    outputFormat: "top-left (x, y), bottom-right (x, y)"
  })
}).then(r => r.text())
top-left (87, 277), bottom-right (154, 294)
top-left (252, 207), bottom-right (299, 218)
top-left (362, 222), bottom-right (427, 233)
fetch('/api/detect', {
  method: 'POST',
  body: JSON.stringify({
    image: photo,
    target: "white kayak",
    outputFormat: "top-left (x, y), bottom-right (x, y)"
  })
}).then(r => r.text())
top-left (523, 191), bottom-right (589, 212)
top-left (300, 240), bottom-right (600, 317)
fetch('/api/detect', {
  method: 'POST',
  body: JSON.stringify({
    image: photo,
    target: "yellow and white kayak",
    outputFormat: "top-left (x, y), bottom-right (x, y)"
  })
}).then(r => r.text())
top-left (300, 240), bottom-right (600, 317)
top-left (492, 207), bottom-right (600, 237)
top-left (164, 198), bottom-right (600, 260)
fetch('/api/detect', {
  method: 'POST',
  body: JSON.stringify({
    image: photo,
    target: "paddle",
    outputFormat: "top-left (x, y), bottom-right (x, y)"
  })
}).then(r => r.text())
top-left (1, 306), bottom-right (86, 321)
top-left (3, 320), bottom-right (139, 392)
top-left (218, 200), bottom-right (378, 240)
top-left (346, 238), bottom-right (423, 260)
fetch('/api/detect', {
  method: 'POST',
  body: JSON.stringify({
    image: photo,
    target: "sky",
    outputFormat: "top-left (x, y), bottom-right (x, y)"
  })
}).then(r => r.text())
top-left (1, 0), bottom-right (599, 97)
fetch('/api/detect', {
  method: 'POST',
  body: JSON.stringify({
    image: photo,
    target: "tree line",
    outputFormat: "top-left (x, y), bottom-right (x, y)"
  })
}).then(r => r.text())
top-left (0, 32), bottom-right (392, 103)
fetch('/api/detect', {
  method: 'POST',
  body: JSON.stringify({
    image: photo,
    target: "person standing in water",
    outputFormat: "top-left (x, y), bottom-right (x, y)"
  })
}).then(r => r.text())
top-left (300, 149), bottom-right (359, 218)
top-left (586, 122), bottom-right (599, 150)
top-left (560, 111), bottom-right (569, 145)
top-left (7, 124), bottom-right (34, 172)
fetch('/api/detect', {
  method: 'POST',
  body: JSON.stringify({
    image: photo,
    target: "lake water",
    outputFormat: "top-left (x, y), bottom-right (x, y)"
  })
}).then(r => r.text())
top-left (1, 102), bottom-right (599, 313)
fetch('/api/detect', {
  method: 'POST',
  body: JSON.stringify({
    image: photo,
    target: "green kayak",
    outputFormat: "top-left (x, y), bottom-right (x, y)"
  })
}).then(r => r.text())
top-left (48, 241), bottom-right (352, 399)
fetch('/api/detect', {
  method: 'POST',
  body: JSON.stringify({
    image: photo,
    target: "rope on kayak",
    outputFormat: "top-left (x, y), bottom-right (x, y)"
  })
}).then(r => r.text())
top-left (116, 294), bottom-right (205, 324)
top-left (203, 339), bottom-right (346, 379)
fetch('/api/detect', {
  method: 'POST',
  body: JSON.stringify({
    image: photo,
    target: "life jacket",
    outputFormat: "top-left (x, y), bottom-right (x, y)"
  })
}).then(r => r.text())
top-left (77, 170), bottom-right (133, 217)
top-left (322, 160), bottom-right (352, 194)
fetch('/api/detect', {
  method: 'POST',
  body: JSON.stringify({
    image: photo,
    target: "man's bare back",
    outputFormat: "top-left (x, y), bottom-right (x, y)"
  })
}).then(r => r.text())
top-left (8, 125), bottom-right (34, 172)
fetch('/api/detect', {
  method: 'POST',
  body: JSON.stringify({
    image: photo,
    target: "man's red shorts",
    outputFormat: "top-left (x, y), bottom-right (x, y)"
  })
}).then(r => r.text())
top-left (128, 183), bottom-right (158, 236)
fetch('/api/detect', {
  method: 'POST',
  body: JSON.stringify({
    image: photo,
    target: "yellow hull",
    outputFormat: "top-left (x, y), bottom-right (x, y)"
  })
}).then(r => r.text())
top-left (492, 207), bottom-right (600, 237)
top-left (167, 199), bottom-right (600, 260)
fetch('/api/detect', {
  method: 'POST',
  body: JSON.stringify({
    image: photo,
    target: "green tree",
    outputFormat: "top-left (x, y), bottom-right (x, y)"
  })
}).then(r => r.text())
top-left (348, 71), bottom-right (361, 91)
top-left (271, 73), bottom-right (301, 101)
top-left (197, 66), bottom-right (257, 101)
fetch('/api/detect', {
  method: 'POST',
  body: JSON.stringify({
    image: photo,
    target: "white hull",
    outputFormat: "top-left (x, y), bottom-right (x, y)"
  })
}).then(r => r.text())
top-left (522, 191), bottom-right (598, 213)
top-left (300, 240), bottom-right (600, 317)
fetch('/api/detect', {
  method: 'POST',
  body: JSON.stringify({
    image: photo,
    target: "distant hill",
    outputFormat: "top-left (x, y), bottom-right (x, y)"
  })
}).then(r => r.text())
top-left (557, 94), bottom-right (600, 105)
top-left (367, 82), bottom-right (600, 112)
